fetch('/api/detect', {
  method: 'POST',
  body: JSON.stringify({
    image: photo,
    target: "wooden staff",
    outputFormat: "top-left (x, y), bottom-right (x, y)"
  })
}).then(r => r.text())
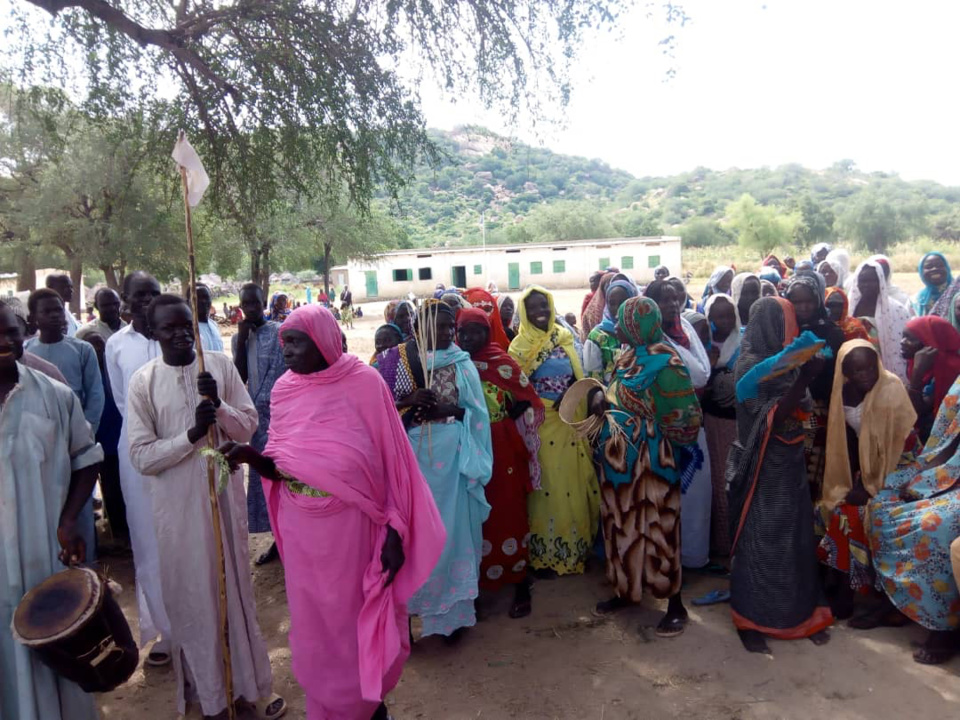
top-left (177, 151), bottom-right (236, 720)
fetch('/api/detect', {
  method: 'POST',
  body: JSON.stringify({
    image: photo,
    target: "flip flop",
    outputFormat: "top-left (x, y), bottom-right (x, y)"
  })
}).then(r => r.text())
top-left (692, 589), bottom-right (731, 606)
top-left (254, 694), bottom-right (287, 720)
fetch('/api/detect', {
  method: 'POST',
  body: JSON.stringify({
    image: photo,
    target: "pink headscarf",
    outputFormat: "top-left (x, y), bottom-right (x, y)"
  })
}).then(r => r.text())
top-left (264, 304), bottom-right (444, 701)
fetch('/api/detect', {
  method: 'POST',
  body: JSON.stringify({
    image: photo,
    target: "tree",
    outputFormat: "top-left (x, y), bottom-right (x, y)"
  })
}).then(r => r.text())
top-left (521, 200), bottom-right (617, 243)
top-left (838, 192), bottom-right (905, 252)
top-left (281, 193), bottom-right (399, 296)
top-left (676, 217), bottom-right (731, 248)
top-left (12, 0), bottom-right (659, 287)
top-left (725, 194), bottom-right (799, 257)
top-left (793, 194), bottom-right (836, 246)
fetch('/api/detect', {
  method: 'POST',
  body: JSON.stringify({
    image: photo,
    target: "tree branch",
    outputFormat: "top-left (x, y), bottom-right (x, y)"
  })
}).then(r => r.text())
top-left (24, 0), bottom-right (241, 102)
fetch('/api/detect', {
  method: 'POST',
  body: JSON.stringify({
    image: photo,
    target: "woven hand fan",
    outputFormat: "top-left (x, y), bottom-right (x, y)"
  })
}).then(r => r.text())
top-left (736, 331), bottom-right (832, 401)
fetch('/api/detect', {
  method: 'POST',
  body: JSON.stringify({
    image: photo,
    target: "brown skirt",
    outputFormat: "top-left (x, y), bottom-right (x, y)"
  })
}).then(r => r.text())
top-left (704, 413), bottom-right (736, 557)
top-left (600, 468), bottom-right (682, 602)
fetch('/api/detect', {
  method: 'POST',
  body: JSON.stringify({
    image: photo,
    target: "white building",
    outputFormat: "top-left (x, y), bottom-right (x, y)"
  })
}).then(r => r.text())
top-left (340, 236), bottom-right (681, 300)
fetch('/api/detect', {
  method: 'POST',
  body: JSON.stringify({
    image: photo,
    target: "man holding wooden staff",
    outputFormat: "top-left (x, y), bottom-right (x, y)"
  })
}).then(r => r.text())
top-left (125, 294), bottom-right (284, 720)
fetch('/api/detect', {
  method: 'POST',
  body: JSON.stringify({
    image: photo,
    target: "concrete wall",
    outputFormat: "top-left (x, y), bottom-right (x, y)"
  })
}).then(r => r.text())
top-left (344, 236), bottom-right (681, 300)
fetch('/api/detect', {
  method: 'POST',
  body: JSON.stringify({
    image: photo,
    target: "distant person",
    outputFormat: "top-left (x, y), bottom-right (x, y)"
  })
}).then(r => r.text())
top-left (581, 271), bottom-right (603, 318)
top-left (340, 284), bottom-right (354, 329)
top-left (232, 283), bottom-right (287, 566)
top-left (45, 273), bottom-right (80, 336)
top-left (563, 311), bottom-right (578, 328)
top-left (268, 292), bottom-right (291, 322)
top-left (184, 282), bottom-right (224, 352)
top-left (654, 265), bottom-right (670, 281)
top-left (76, 287), bottom-right (128, 546)
top-left (77, 287), bottom-right (126, 342)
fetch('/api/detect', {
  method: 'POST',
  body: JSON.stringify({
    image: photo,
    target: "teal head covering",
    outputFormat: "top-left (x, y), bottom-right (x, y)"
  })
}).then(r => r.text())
top-left (914, 252), bottom-right (953, 316)
top-left (614, 297), bottom-right (673, 397)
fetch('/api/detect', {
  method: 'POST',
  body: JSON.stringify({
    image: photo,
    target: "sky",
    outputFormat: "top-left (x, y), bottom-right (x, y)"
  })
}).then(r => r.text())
top-left (413, 0), bottom-right (960, 185)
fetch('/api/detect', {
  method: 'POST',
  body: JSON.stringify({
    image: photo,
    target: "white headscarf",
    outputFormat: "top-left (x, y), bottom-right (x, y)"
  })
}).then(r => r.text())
top-left (847, 259), bottom-right (911, 381)
top-left (668, 317), bottom-right (712, 389)
top-left (823, 248), bottom-right (850, 287)
top-left (704, 293), bottom-right (742, 369)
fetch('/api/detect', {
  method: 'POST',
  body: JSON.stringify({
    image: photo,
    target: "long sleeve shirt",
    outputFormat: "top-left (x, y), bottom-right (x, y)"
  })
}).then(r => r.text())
top-left (24, 336), bottom-right (104, 433)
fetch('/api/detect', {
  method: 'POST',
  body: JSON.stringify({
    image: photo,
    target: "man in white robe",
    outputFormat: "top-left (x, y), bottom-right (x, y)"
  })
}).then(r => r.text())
top-left (126, 294), bottom-right (280, 719)
top-left (0, 304), bottom-right (103, 720)
top-left (104, 271), bottom-right (172, 665)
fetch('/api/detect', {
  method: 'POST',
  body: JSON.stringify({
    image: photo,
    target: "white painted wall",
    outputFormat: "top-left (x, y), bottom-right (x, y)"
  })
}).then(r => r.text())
top-left (344, 236), bottom-right (681, 300)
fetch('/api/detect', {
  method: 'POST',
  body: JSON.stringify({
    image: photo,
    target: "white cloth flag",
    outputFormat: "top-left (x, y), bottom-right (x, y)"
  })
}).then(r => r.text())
top-left (171, 133), bottom-right (210, 207)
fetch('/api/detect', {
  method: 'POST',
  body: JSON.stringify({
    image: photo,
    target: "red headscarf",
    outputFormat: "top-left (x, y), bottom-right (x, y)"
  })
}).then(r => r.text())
top-left (905, 315), bottom-right (960, 412)
top-left (462, 288), bottom-right (511, 351)
top-left (825, 287), bottom-right (871, 343)
top-left (763, 254), bottom-right (789, 279)
top-left (456, 307), bottom-right (545, 488)
top-left (581, 272), bottom-right (616, 340)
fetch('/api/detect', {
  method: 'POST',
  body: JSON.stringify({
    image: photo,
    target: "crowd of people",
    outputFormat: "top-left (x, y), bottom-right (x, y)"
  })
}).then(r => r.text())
top-left (3, 246), bottom-right (960, 720)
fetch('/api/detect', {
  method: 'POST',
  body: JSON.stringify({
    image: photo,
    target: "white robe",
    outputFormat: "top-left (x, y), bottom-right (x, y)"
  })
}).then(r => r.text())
top-left (0, 364), bottom-right (103, 720)
top-left (126, 352), bottom-right (272, 715)
top-left (104, 324), bottom-right (171, 648)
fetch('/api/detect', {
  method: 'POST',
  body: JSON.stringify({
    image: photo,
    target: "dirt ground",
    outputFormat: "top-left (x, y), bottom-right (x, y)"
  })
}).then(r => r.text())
top-left (94, 276), bottom-right (959, 720)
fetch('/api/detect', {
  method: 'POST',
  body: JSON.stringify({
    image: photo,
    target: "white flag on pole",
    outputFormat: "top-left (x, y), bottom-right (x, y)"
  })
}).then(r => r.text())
top-left (172, 132), bottom-right (210, 207)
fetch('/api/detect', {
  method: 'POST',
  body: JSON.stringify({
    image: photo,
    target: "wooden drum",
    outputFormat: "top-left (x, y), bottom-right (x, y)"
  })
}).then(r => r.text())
top-left (11, 567), bottom-right (139, 693)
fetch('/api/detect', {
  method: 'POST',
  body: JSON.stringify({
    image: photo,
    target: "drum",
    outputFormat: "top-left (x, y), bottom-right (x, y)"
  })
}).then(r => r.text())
top-left (11, 567), bottom-right (139, 693)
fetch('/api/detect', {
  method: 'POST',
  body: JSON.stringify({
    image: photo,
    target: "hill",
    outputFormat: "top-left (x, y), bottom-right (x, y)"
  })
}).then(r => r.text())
top-left (385, 127), bottom-right (960, 251)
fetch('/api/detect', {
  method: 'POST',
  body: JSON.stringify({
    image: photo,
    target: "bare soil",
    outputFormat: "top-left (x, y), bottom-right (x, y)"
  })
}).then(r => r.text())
top-left (95, 533), bottom-right (959, 720)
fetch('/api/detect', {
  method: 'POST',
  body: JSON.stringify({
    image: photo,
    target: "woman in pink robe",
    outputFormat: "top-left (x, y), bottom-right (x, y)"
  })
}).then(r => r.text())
top-left (221, 305), bottom-right (445, 719)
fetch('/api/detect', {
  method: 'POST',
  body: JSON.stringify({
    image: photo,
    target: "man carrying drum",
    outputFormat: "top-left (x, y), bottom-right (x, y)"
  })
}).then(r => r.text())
top-left (0, 303), bottom-right (104, 720)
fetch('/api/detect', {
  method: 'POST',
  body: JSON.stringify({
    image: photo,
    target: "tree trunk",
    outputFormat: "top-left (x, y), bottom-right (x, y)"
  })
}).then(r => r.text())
top-left (323, 241), bottom-right (332, 298)
top-left (101, 264), bottom-right (121, 291)
top-left (259, 245), bottom-right (271, 300)
top-left (250, 246), bottom-right (262, 293)
top-left (69, 254), bottom-right (83, 321)
top-left (16, 251), bottom-right (36, 292)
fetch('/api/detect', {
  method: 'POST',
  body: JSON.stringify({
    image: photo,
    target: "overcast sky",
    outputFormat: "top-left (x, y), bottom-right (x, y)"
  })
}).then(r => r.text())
top-left (415, 0), bottom-right (960, 185)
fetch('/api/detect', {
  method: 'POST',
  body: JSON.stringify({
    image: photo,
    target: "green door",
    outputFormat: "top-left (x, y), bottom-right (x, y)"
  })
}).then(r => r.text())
top-left (364, 271), bottom-right (378, 298)
top-left (508, 262), bottom-right (520, 290)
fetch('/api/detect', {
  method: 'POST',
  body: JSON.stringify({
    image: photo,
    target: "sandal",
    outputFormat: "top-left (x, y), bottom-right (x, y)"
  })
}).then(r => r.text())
top-left (848, 604), bottom-right (907, 630)
top-left (509, 598), bottom-right (532, 619)
top-left (913, 631), bottom-right (959, 665)
top-left (655, 612), bottom-right (688, 638)
top-left (255, 542), bottom-right (280, 567)
top-left (145, 650), bottom-right (171, 667)
top-left (254, 694), bottom-right (287, 720)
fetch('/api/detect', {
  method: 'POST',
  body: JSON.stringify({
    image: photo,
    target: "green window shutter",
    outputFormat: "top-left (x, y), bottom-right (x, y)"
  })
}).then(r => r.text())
top-left (530, 261), bottom-right (543, 275)
top-left (598, 257), bottom-right (610, 270)
top-left (621, 256), bottom-right (634, 270)
top-left (553, 260), bottom-right (566, 274)
top-left (647, 255), bottom-right (661, 268)
top-left (473, 264), bottom-right (483, 275)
